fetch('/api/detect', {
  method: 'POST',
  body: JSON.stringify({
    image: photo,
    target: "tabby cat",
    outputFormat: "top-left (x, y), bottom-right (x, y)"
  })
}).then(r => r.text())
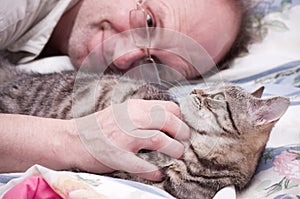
top-left (0, 62), bottom-right (290, 199)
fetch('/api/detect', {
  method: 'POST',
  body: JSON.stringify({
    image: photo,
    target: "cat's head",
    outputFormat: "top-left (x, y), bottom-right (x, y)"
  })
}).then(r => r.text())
top-left (180, 83), bottom-right (290, 135)
top-left (178, 83), bottom-right (290, 188)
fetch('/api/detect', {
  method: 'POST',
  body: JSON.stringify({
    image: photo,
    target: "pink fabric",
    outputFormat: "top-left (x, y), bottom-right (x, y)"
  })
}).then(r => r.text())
top-left (3, 176), bottom-right (62, 199)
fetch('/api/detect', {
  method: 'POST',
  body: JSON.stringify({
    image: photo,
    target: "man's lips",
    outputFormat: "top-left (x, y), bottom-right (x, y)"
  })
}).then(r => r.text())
top-left (104, 63), bottom-right (125, 75)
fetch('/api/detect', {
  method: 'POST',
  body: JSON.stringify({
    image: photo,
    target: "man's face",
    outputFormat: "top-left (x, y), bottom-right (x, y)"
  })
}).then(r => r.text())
top-left (67, 0), bottom-right (241, 79)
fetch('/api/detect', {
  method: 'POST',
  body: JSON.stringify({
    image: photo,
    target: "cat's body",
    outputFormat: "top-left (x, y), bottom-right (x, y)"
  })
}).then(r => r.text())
top-left (0, 70), bottom-right (170, 119)
top-left (0, 63), bottom-right (290, 199)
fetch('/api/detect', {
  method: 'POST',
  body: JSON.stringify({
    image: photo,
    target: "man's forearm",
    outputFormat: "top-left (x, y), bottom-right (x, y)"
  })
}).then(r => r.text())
top-left (0, 113), bottom-right (76, 172)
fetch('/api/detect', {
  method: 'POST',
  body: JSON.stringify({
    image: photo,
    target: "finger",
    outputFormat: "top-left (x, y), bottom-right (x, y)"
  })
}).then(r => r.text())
top-left (154, 100), bottom-right (183, 119)
top-left (160, 112), bottom-right (190, 140)
top-left (113, 152), bottom-right (164, 181)
top-left (135, 169), bottom-right (164, 182)
top-left (158, 137), bottom-right (185, 159)
top-left (133, 130), bottom-right (185, 159)
top-left (128, 99), bottom-right (183, 119)
top-left (146, 107), bottom-right (190, 140)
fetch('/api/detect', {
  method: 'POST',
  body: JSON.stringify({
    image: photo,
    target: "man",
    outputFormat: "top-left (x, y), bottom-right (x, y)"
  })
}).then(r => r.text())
top-left (0, 0), bottom-right (245, 181)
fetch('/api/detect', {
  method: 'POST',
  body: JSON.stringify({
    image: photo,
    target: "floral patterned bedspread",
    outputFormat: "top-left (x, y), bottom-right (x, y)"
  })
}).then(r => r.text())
top-left (238, 146), bottom-right (300, 199)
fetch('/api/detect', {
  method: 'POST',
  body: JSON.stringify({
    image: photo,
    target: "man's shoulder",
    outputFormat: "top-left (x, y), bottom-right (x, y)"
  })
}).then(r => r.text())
top-left (1, 0), bottom-right (79, 64)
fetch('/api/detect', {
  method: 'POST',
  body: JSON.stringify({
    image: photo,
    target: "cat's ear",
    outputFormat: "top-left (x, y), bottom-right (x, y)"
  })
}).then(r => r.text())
top-left (251, 86), bottom-right (264, 98)
top-left (252, 96), bottom-right (290, 126)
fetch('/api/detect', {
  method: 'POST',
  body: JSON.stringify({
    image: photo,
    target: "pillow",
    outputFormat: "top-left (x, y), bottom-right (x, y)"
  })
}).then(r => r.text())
top-left (207, 0), bottom-right (300, 81)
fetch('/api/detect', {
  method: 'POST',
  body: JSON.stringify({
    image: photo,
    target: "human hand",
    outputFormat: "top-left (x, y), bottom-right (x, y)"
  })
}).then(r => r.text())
top-left (73, 99), bottom-right (190, 181)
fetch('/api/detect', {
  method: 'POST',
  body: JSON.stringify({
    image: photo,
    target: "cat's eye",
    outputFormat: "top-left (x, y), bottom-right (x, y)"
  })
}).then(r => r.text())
top-left (211, 93), bottom-right (225, 101)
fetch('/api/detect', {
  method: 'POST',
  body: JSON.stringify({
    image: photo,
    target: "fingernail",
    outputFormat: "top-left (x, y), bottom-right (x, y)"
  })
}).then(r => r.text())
top-left (178, 125), bottom-right (190, 140)
top-left (153, 170), bottom-right (164, 182)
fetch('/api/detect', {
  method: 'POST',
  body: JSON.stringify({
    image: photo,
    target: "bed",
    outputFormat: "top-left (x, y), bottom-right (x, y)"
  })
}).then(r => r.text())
top-left (1, 0), bottom-right (300, 198)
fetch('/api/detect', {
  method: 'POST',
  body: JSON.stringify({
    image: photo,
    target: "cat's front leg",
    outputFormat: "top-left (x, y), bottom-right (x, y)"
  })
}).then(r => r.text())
top-left (132, 84), bottom-right (172, 101)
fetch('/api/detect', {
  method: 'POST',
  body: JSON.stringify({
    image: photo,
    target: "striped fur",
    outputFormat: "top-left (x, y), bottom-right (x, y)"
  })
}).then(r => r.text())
top-left (0, 71), bottom-right (170, 118)
top-left (0, 63), bottom-right (289, 199)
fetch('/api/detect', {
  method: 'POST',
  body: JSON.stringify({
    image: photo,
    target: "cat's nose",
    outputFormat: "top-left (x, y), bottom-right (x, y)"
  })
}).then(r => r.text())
top-left (190, 89), bottom-right (207, 97)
